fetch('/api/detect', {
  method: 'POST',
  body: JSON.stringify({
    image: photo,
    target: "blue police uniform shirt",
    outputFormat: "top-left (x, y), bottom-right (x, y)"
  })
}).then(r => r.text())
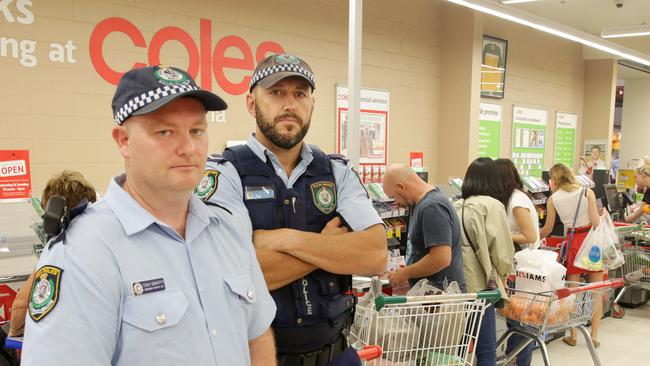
top-left (22, 174), bottom-right (276, 366)
top-left (205, 134), bottom-right (382, 232)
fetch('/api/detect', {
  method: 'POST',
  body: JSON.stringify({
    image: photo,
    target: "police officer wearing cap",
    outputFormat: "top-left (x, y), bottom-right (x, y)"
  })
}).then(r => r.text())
top-left (199, 53), bottom-right (387, 365)
top-left (22, 65), bottom-right (277, 366)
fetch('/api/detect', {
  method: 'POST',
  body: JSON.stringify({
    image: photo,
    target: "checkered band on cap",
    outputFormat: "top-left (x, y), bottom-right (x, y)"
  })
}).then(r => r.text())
top-left (113, 83), bottom-right (200, 125)
top-left (248, 64), bottom-right (315, 90)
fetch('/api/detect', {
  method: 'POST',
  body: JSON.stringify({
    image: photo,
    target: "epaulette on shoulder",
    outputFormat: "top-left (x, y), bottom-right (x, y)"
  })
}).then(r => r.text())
top-left (202, 200), bottom-right (233, 215)
top-left (46, 199), bottom-right (90, 249)
top-left (327, 153), bottom-right (349, 165)
top-left (207, 153), bottom-right (227, 164)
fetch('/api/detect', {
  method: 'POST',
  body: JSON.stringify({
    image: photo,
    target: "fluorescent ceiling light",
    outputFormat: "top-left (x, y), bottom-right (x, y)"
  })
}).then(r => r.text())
top-left (602, 25), bottom-right (650, 39)
top-left (500, 0), bottom-right (541, 4)
top-left (448, 0), bottom-right (650, 67)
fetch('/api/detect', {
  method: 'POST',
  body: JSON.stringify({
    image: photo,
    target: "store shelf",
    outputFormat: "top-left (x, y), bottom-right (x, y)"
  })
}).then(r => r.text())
top-left (532, 198), bottom-right (548, 205)
top-left (522, 176), bottom-right (550, 194)
top-left (373, 202), bottom-right (408, 219)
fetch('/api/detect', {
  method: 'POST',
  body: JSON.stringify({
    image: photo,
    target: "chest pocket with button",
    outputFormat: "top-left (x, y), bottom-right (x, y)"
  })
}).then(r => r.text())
top-left (224, 271), bottom-right (257, 304)
top-left (223, 271), bottom-right (257, 334)
top-left (123, 289), bottom-right (189, 332)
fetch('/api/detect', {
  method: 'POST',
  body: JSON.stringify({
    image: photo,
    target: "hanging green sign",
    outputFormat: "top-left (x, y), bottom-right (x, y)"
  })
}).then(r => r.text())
top-left (554, 112), bottom-right (577, 168)
top-left (511, 106), bottom-right (547, 178)
top-left (478, 103), bottom-right (502, 159)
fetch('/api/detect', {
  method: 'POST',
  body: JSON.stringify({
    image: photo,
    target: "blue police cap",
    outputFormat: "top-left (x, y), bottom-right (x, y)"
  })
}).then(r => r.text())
top-left (111, 65), bottom-right (227, 125)
top-left (249, 53), bottom-right (315, 93)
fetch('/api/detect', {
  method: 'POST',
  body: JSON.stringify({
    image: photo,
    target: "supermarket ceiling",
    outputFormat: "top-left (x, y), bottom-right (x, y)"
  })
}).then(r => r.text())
top-left (471, 0), bottom-right (650, 79)
top-left (501, 0), bottom-right (650, 55)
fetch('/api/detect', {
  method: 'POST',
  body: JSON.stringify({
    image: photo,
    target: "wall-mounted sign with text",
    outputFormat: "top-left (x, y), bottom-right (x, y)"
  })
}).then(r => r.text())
top-left (478, 103), bottom-right (502, 159)
top-left (511, 106), bottom-right (548, 178)
top-left (0, 150), bottom-right (31, 203)
top-left (336, 86), bottom-right (390, 165)
top-left (1, 2), bottom-right (285, 96)
top-left (554, 112), bottom-right (577, 168)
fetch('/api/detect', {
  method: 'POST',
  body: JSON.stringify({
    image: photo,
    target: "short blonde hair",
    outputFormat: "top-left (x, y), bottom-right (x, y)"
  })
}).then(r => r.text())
top-left (41, 170), bottom-right (96, 209)
top-left (549, 163), bottom-right (581, 192)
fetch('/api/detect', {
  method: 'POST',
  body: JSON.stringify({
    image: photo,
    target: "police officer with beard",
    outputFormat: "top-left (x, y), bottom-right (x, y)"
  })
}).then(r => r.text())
top-left (198, 53), bottom-right (387, 365)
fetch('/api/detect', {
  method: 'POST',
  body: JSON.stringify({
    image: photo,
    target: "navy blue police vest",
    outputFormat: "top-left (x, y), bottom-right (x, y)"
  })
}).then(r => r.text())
top-left (220, 144), bottom-right (354, 353)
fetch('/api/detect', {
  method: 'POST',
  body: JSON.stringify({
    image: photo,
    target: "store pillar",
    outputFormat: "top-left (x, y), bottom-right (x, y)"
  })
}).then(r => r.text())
top-left (581, 59), bottom-right (617, 170)
top-left (619, 79), bottom-right (650, 167)
top-left (437, 5), bottom-right (483, 183)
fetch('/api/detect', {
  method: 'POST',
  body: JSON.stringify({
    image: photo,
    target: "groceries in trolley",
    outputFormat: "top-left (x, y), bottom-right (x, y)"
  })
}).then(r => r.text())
top-left (497, 279), bottom-right (623, 365)
top-left (624, 251), bottom-right (650, 282)
top-left (498, 293), bottom-right (576, 327)
top-left (349, 277), bottom-right (500, 365)
top-left (612, 223), bottom-right (650, 318)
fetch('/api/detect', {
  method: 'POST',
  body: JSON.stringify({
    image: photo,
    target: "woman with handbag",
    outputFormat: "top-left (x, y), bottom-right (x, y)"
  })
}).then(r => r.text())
top-left (540, 163), bottom-right (602, 347)
top-left (453, 158), bottom-right (514, 366)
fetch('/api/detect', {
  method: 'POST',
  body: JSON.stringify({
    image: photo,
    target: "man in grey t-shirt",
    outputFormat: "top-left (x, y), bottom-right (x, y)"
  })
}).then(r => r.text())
top-left (383, 164), bottom-right (466, 292)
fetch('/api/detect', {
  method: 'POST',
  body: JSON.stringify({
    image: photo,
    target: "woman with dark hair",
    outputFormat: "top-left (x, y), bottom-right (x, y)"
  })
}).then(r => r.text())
top-left (495, 159), bottom-right (537, 366)
top-left (453, 158), bottom-right (513, 366)
top-left (495, 159), bottom-right (540, 250)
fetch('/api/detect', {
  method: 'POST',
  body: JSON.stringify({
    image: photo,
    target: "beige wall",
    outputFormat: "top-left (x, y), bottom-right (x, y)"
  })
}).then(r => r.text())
top-left (1, 0), bottom-right (616, 196)
top-left (481, 16), bottom-right (586, 172)
top-left (0, 0), bottom-right (442, 195)
top-left (619, 79), bottom-right (650, 166)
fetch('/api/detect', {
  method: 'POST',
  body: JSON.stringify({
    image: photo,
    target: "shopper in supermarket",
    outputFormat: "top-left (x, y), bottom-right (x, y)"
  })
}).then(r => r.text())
top-left (452, 157), bottom-right (514, 366)
top-left (494, 159), bottom-right (538, 366)
top-left (495, 159), bottom-right (540, 251)
top-left (624, 157), bottom-right (650, 223)
top-left (199, 53), bottom-right (386, 365)
top-left (539, 163), bottom-right (602, 348)
top-left (381, 163), bottom-right (466, 292)
top-left (22, 66), bottom-right (277, 366)
top-left (578, 145), bottom-right (606, 177)
top-left (8, 170), bottom-right (97, 339)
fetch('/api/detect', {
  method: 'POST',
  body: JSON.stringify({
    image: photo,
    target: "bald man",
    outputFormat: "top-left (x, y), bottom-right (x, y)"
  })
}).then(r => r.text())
top-left (383, 164), bottom-right (466, 291)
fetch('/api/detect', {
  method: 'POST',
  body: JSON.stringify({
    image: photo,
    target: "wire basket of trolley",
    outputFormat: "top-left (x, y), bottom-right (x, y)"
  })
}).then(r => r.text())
top-left (496, 278), bottom-right (623, 366)
top-left (610, 223), bottom-right (650, 318)
top-left (348, 276), bottom-right (501, 365)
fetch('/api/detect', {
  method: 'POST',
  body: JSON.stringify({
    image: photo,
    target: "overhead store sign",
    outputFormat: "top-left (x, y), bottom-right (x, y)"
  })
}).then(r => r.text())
top-left (511, 106), bottom-right (547, 178)
top-left (478, 103), bottom-right (502, 160)
top-left (554, 112), bottom-right (577, 168)
top-left (89, 18), bottom-right (284, 94)
top-left (336, 86), bottom-right (390, 165)
top-left (1, 4), bottom-right (284, 96)
top-left (0, 150), bottom-right (31, 203)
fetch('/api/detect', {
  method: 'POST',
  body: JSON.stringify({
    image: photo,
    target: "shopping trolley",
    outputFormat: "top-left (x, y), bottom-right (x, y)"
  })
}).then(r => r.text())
top-left (348, 289), bottom-right (501, 365)
top-left (611, 223), bottom-right (650, 318)
top-left (496, 279), bottom-right (623, 366)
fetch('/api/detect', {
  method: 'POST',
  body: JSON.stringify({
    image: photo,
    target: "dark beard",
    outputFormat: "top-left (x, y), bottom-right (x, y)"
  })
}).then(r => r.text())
top-left (255, 105), bottom-right (311, 149)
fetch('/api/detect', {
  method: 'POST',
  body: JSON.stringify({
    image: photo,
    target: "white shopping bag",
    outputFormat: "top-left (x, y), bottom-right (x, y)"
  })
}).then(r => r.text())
top-left (514, 248), bottom-right (566, 293)
top-left (573, 226), bottom-right (604, 271)
top-left (600, 211), bottom-right (625, 270)
top-left (600, 211), bottom-right (620, 245)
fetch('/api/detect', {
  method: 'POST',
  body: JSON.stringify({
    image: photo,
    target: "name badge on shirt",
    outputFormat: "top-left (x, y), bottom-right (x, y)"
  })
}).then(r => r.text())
top-left (132, 278), bottom-right (165, 296)
top-left (244, 186), bottom-right (275, 200)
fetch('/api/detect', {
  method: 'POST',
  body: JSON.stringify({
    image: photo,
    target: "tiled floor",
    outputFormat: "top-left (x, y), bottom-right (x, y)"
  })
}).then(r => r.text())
top-left (523, 302), bottom-right (650, 365)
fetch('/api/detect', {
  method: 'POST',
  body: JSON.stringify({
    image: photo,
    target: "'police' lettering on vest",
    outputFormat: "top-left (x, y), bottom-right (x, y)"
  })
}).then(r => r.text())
top-left (301, 278), bottom-right (313, 315)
